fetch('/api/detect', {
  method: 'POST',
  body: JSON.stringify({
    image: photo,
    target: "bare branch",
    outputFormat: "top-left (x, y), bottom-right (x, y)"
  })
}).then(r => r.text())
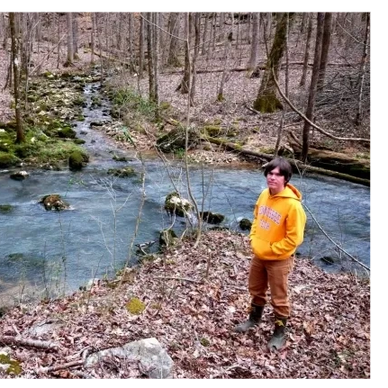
top-left (303, 204), bottom-right (370, 272)
top-left (0, 335), bottom-right (60, 349)
top-left (272, 69), bottom-right (370, 142)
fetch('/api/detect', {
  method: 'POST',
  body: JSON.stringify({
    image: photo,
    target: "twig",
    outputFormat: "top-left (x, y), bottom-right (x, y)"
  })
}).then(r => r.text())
top-left (244, 103), bottom-right (261, 115)
top-left (152, 276), bottom-right (199, 283)
top-left (29, 34), bottom-right (67, 76)
top-left (0, 335), bottom-right (60, 349)
top-left (303, 204), bottom-right (370, 271)
top-left (38, 360), bottom-right (84, 374)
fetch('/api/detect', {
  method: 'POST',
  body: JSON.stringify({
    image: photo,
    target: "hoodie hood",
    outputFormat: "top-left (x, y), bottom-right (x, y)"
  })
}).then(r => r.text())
top-left (270, 183), bottom-right (303, 201)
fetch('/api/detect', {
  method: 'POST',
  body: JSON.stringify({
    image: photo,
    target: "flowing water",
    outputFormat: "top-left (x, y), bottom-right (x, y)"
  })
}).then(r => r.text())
top-left (0, 82), bottom-right (370, 306)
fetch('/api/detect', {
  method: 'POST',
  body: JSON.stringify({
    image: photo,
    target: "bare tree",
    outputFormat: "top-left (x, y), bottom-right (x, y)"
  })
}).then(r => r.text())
top-left (1, 13), bottom-right (8, 49)
top-left (210, 13), bottom-right (217, 53)
top-left (138, 12), bottom-right (145, 78)
top-left (176, 13), bottom-right (191, 94)
top-left (253, 13), bottom-right (295, 113)
top-left (284, 13), bottom-right (290, 98)
top-left (317, 12), bottom-right (332, 90)
top-left (116, 12), bottom-right (123, 51)
top-left (64, 12), bottom-right (74, 67)
top-left (302, 12), bottom-right (325, 162)
top-left (300, 13), bottom-right (313, 87)
top-left (9, 12), bottom-right (24, 143)
top-left (189, 12), bottom-right (200, 106)
top-left (90, 13), bottom-right (96, 64)
top-left (247, 12), bottom-right (260, 76)
top-left (217, 13), bottom-right (233, 102)
top-left (152, 12), bottom-right (159, 107)
top-left (300, 12), bottom-right (307, 34)
top-left (355, 12), bottom-right (370, 126)
top-left (72, 13), bottom-right (79, 59)
top-left (35, 13), bottom-right (43, 41)
top-left (167, 12), bottom-right (181, 67)
top-left (263, 12), bottom-right (273, 44)
top-left (127, 13), bottom-right (134, 70)
top-left (146, 13), bottom-right (156, 103)
top-left (55, 13), bottom-right (61, 68)
top-left (201, 13), bottom-right (210, 55)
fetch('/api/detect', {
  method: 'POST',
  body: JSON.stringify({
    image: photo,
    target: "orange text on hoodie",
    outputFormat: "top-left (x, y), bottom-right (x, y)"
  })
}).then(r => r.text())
top-left (249, 183), bottom-right (307, 260)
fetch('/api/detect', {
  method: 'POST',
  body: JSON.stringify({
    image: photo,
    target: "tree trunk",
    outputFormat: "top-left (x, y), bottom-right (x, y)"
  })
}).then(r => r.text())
top-left (247, 12), bottom-right (259, 75)
top-left (317, 12), bottom-right (332, 91)
top-left (301, 12), bottom-right (325, 162)
top-left (176, 13), bottom-right (191, 94)
top-left (189, 12), bottom-right (200, 106)
top-left (20, 13), bottom-right (32, 78)
top-left (284, 13), bottom-right (290, 98)
top-left (65, 12), bottom-right (74, 66)
top-left (355, 12), bottom-right (370, 126)
top-left (300, 12), bottom-right (307, 34)
top-left (138, 13), bottom-right (145, 78)
top-left (253, 13), bottom-right (295, 113)
top-left (9, 12), bottom-right (24, 143)
top-left (300, 13), bottom-right (313, 87)
top-left (127, 13), bottom-right (133, 70)
top-left (146, 13), bottom-right (156, 102)
top-left (1, 13), bottom-right (8, 49)
top-left (152, 12), bottom-right (159, 107)
top-left (217, 13), bottom-right (233, 101)
top-left (201, 13), bottom-right (210, 55)
top-left (90, 13), bottom-right (96, 64)
top-left (72, 13), bottom-right (79, 59)
top-left (167, 12), bottom-right (181, 67)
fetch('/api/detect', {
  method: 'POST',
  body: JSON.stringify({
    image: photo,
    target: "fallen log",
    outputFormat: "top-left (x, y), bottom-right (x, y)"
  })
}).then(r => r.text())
top-left (203, 136), bottom-right (370, 186)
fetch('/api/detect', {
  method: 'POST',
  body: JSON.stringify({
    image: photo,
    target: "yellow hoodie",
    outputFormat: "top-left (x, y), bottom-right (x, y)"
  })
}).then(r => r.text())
top-left (249, 183), bottom-right (306, 260)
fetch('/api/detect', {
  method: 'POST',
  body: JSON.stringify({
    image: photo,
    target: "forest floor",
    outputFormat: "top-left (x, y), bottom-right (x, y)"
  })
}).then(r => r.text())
top-left (0, 28), bottom-right (371, 380)
top-left (0, 230), bottom-right (370, 379)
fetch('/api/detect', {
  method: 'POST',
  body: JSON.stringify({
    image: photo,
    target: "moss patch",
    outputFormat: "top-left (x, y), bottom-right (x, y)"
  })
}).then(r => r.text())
top-left (0, 353), bottom-right (22, 376)
top-left (125, 297), bottom-right (145, 315)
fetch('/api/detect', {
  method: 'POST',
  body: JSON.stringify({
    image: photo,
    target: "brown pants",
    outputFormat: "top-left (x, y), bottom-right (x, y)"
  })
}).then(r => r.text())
top-left (248, 255), bottom-right (294, 318)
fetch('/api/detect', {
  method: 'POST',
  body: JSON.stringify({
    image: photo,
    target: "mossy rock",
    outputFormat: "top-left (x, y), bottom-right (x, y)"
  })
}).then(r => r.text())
top-left (0, 204), bottom-right (13, 213)
top-left (200, 211), bottom-right (225, 224)
top-left (107, 166), bottom-right (136, 178)
top-left (239, 218), bottom-right (252, 231)
top-left (74, 138), bottom-right (86, 145)
top-left (203, 125), bottom-right (222, 137)
top-left (164, 191), bottom-right (193, 217)
top-left (57, 127), bottom-right (77, 139)
top-left (69, 150), bottom-right (89, 171)
top-left (40, 194), bottom-right (70, 211)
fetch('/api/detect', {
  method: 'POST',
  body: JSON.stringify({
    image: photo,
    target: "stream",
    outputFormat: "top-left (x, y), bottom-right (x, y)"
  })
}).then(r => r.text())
top-left (0, 82), bottom-right (370, 306)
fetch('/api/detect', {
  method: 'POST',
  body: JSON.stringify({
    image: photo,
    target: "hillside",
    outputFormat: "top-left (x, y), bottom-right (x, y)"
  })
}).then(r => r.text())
top-left (0, 230), bottom-right (370, 378)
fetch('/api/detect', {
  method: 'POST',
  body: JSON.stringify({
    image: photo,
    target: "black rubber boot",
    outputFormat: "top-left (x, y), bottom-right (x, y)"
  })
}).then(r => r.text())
top-left (235, 304), bottom-right (264, 333)
top-left (267, 317), bottom-right (287, 350)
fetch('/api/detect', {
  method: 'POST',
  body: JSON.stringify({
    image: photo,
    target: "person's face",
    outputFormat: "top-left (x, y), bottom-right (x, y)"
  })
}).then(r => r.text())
top-left (266, 166), bottom-right (286, 195)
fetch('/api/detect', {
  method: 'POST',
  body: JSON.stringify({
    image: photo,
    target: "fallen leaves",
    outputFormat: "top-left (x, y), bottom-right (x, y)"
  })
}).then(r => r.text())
top-left (0, 230), bottom-right (370, 379)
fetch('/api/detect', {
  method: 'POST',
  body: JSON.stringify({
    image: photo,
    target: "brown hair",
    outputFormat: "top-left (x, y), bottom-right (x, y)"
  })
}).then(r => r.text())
top-left (263, 157), bottom-right (293, 183)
